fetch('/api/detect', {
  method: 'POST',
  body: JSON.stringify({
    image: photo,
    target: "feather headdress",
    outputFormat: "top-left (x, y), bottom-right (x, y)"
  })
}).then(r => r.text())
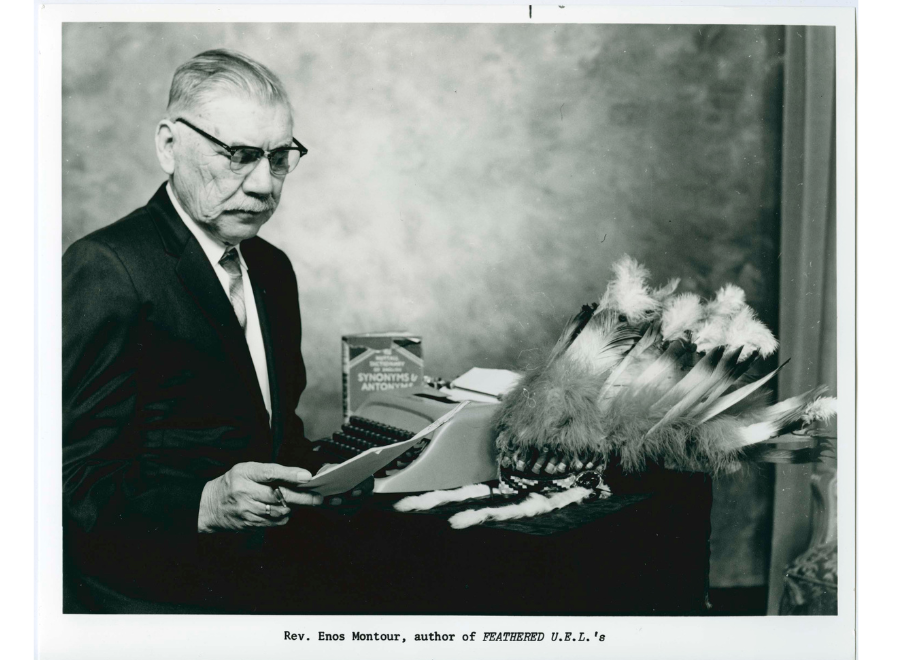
top-left (493, 255), bottom-right (834, 476)
top-left (396, 256), bottom-right (836, 526)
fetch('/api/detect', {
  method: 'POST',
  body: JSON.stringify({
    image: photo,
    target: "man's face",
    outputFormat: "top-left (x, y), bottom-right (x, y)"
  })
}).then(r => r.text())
top-left (169, 94), bottom-right (294, 244)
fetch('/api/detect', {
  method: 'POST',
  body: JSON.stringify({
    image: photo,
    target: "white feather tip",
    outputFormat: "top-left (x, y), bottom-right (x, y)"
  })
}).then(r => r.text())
top-left (661, 293), bottom-right (704, 341)
top-left (599, 255), bottom-right (661, 324)
top-left (652, 278), bottom-right (681, 301)
top-left (801, 397), bottom-right (838, 425)
top-left (724, 307), bottom-right (778, 360)
top-left (708, 284), bottom-right (747, 317)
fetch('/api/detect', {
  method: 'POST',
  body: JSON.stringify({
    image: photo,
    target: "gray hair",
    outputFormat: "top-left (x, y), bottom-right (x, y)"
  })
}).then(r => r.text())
top-left (166, 48), bottom-right (292, 117)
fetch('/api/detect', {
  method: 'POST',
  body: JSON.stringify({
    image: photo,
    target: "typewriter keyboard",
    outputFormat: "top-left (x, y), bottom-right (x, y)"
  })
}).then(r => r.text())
top-left (318, 417), bottom-right (428, 476)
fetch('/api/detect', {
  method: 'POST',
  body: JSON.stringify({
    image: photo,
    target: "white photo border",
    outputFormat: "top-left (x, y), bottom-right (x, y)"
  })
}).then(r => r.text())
top-left (36, 3), bottom-right (857, 659)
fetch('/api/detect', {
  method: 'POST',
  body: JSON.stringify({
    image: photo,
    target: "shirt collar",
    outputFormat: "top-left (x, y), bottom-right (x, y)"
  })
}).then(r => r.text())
top-left (166, 182), bottom-right (248, 271)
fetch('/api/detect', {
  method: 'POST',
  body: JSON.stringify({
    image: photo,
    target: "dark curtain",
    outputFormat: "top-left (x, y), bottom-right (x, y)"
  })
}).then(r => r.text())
top-left (767, 25), bottom-right (837, 614)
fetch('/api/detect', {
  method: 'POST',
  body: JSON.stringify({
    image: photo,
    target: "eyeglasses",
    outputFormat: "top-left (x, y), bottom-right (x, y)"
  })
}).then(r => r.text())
top-left (174, 118), bottom-right (308, 177)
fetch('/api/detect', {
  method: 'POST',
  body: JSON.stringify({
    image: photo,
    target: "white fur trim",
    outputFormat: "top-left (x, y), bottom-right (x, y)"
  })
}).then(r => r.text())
top-left (448, 487), bottom-right (594, 529)
top-left (394, 484), bottom-right (492, 512)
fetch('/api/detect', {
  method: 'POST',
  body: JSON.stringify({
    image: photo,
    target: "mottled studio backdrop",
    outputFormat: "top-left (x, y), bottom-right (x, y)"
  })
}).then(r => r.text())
top-left (62, 23), bottom-right (785, 588)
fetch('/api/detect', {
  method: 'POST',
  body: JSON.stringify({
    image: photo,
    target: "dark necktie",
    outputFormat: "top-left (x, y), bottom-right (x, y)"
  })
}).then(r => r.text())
top-left (219, 247), bottom-right (247, 331)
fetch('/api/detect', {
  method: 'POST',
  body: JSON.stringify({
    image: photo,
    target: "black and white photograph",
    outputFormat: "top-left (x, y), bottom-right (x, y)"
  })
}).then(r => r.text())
top-left (35, 2), bottom-right (858, 658)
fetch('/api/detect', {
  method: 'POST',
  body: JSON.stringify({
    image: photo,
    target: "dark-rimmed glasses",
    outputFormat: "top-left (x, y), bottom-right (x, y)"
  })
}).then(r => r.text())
top-left (175, 118), bottom-right (308, 177)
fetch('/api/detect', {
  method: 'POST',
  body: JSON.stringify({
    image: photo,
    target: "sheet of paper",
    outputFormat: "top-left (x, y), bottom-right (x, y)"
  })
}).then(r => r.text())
top-left (295, 401), bottom-right (470, 496)
top-left (438, 386), bottom-right (503, 404)
top-left (449, 367), bottom-right (522, 399)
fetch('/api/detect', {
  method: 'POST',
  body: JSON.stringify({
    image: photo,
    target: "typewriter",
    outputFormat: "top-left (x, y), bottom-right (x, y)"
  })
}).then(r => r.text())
top-left (313, 391), bottom-right (499, 493)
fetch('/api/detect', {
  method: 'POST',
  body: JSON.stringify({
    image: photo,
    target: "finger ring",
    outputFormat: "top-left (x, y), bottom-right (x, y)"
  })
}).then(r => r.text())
top-left (265, 504), bottom-right (271, 516)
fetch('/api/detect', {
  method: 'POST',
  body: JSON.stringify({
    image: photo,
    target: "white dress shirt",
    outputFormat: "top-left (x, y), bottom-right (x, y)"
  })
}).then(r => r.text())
top-left (167, 183), bottom-right (272, 424)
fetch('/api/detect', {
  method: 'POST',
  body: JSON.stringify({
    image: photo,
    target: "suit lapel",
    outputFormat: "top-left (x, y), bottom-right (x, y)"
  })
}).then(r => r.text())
top-left (148, 184), bottom-right (271, 432)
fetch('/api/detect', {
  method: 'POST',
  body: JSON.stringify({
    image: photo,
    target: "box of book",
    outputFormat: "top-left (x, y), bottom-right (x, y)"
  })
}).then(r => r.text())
top-left (342, 332), bottom-right (424, 420)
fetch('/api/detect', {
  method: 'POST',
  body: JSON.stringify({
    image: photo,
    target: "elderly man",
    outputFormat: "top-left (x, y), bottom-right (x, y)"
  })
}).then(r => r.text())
top-left (63, 49), bottom-right (360, 613)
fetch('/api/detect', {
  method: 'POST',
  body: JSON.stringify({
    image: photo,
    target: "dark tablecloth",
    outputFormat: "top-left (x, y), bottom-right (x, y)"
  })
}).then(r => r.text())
top-left (262, 467), bottom-right (713, 615)
top-left (66, 466), bottom-right (712, 615)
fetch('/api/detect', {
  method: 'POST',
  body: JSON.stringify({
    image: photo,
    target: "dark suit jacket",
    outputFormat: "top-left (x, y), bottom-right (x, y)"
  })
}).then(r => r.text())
top-left (63, 183), bottom-right (323, 610)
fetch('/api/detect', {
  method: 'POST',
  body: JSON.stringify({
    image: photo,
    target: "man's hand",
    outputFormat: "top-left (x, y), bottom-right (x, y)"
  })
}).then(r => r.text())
top-left (198, 462), bottom-right (323, 533)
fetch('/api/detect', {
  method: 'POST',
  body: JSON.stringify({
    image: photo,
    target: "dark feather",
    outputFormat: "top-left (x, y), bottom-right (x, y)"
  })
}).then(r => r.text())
top-left (547, 303), bottom-right (598, 363)
top-left (697, 360), bottom-right (788, 424)
top-left (743, 436), bottom-right (834, 463)
top-left (687, 349), bottom-right (759, 420)
top-left (744, 385), bottom-right (831, 435)
top-left (623, 339), bottom-right (691, 402)
top-left (597, 322), bottom-right (661, 399)
top-left (564, 308), bottom-right (640, 375)
top-left (649, 346), bottom-right (726, 416)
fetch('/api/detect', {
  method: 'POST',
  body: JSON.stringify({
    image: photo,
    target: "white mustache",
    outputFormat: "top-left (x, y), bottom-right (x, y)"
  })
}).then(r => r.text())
top-left (224, 197), bottom-right (277, 213)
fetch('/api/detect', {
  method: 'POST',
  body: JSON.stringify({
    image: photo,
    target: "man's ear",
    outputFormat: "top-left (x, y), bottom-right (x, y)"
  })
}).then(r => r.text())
top-left (155, 121), bottom-right (176, 175)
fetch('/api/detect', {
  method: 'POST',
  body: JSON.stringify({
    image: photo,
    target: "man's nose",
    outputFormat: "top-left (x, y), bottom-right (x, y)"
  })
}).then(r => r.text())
top-left (241, 156), bottom-right (276, 196)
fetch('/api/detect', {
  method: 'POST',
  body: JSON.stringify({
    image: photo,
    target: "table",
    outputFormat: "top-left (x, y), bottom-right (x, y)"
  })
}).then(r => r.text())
top-left (264, 466), bottom-right (713, 615)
